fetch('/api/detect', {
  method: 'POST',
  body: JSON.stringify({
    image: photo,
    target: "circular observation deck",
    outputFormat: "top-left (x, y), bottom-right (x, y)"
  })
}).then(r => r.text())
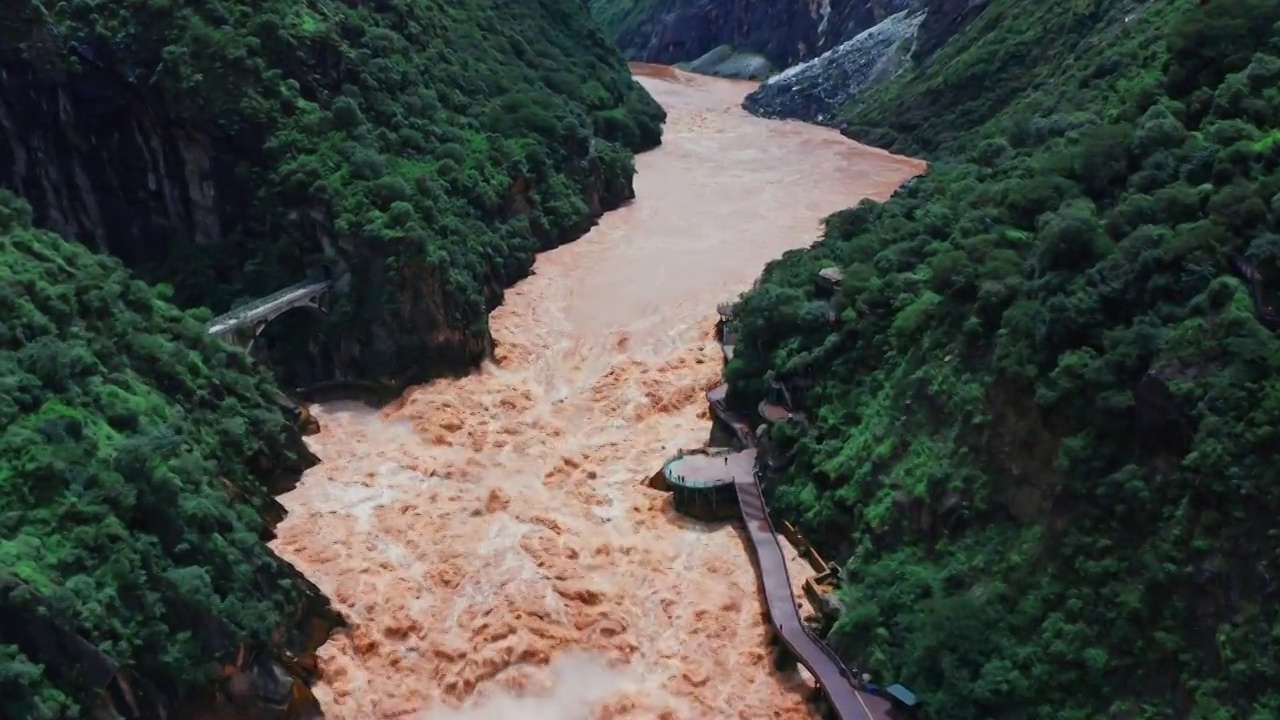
top-left (662, 449), bottom-right (739, 521)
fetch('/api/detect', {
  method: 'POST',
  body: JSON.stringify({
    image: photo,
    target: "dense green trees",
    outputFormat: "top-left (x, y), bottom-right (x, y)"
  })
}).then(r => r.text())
top-left (1, 0), bottom-right (663, 714)
top-left (0, 190), bottom-right (317, 717)
top-left (3, 0), bottom-right (663, 383)
top-left (729, 1), bottom-right (1280, 716)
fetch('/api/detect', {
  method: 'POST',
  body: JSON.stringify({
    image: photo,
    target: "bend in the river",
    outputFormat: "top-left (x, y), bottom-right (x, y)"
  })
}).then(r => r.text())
top-left (269, 63), bottom-right (925, 720)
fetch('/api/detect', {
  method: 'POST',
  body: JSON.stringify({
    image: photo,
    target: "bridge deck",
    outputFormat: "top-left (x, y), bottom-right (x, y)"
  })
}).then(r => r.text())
top-left (708, 387), bottom-right (892, 720)
top-left (206, 279), bottom-right (332, 336)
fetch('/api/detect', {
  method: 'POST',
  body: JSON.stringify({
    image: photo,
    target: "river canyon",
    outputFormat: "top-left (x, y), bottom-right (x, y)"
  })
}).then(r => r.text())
top-left (269, 64), bottom-right (925, 720)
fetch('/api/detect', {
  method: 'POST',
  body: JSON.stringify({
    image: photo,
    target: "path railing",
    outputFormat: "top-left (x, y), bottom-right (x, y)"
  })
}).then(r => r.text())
top-left (206, 278), bottom-right (332, 338)
top-left (708, 383), bottom-right (886, 720)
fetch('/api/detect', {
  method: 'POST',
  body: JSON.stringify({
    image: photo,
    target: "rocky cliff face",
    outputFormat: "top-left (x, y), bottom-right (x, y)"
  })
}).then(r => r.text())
top-left (741, 0), bottom-right (989, 124)
top-left (0, 46), bottom-right (248, 269)
top-left (742, 8), bottom-right (924, 124)
top-left (594, 0), bottom-right (988, 125)
top-left (593, 0), bottom-right (912, 71)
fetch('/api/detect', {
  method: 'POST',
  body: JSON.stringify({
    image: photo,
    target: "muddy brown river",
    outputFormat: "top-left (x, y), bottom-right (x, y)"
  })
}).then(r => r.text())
top-left (270, 64), bottom-right (924, 720)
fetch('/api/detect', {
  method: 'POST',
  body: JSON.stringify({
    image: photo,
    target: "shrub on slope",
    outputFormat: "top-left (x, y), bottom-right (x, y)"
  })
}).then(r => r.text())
top-left (1, 0), bottom-right (664, 383)
top-left (729, 1), bottom-right (1280, 717)
top-left (0, 190), bottom-right (320, 718)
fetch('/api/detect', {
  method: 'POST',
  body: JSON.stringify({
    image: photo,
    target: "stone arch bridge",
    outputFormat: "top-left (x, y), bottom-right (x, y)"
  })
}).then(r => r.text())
top-left (205, 277), bottom-right (334, 352)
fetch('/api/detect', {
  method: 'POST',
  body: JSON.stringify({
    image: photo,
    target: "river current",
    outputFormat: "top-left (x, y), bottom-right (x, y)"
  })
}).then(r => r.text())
top-left (270, 64), bottom-right (924, 720)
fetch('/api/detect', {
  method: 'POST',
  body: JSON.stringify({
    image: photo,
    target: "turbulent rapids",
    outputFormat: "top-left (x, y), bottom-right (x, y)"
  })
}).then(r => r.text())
top-left (269, 63), bottom-right (925, 720)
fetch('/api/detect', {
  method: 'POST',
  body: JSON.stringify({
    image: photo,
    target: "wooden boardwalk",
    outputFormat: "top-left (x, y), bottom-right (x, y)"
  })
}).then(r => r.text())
top-left (708, 384), bottom-right (752, 441)
top-left (707, 387), bottom-right (893, 720)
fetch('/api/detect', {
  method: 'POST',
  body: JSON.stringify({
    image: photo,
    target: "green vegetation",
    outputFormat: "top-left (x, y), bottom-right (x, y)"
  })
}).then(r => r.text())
top-left (0, 190), bottom-right (318, 717)
top-left (589, 0), bottom-right (672, 53)
top-left (728, 1), bottom-right (1280, 717)
top-left (1, 0), bottom-right (662, 714)
top-left (4, 0), bottom-right (663, 383)
top-left (841, 0), bottom-right (1192, 156)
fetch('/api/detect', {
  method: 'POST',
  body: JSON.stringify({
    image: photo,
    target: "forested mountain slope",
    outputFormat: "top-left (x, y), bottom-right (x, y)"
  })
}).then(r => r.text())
top-left (0, 1), bottom-right (660, 716)
top-left (0, 190), bottom-right (338, 719)
top-left (0, 0), bottom-right (663, 386)
top-left (727, 1), bottom-right (1280, 717)
top-left (838, 0), bottom-right (1186, 155)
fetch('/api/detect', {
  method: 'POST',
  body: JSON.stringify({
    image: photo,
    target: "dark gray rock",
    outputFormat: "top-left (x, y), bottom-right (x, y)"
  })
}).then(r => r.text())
top-left (600, 0), bottom-right (914, 72)
top-left (680, 44), bottom-right (773, 80)
top-left (742, 9), bottom-right (924, 124)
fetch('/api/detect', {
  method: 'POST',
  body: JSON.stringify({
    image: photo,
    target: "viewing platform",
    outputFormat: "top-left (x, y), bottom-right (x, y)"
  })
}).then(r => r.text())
top-left (643, 305), bottom-right (922, 720)
top-left (660, 448), bottom-right (741, 521)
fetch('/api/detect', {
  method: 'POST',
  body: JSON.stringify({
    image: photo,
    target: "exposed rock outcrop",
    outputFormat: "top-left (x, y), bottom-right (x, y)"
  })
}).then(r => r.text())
top-left (0, 47), bottom-right (245, 267)
top-left (594, 0), bottom-right (913, 72)
top-left (602, 0), bottom-right (990, 124)
top-left (742, 9), bottom-right (925, 124)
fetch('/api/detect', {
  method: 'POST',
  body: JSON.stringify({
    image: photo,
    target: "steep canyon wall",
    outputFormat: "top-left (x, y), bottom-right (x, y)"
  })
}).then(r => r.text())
top-left (0, 0), bottom-right (663, 387)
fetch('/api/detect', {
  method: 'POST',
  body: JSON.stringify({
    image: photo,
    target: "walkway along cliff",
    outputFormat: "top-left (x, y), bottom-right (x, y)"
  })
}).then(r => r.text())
top-left (655, 305), bottom-right (920, 720)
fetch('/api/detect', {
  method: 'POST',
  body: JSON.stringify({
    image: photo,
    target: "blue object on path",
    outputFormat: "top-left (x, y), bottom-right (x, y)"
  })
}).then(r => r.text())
top-left (886, 683), bottom-right (920, 707)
